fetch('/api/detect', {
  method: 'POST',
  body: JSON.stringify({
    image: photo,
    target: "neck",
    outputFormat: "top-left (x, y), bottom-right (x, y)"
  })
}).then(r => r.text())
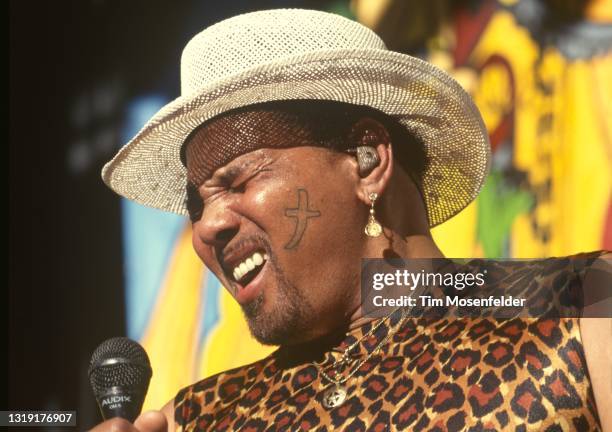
top-left (399, 233), bottom-right (444, 259)
top-left (349, 175), bottom-right (445, 326)
top-left (346, 231), bottom-right (444, 326)
top-left (302, 178), bottom-right (445, 342)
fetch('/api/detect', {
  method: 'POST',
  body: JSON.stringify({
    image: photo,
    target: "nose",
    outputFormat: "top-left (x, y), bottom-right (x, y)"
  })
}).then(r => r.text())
top-left (194, 201), bottom-right (240, 247)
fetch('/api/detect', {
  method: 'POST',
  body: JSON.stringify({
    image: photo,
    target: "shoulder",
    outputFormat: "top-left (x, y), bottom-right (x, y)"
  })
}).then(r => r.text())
top-left (457, 251), bottom-right (610, 318)
top-left (527, 251), bottom-right (610, 313)
top-left (483, 250), bottom-right (609, 289)
top-left (576, 251), bottom-right (612, 431)
top-left (526, 250), bottom-right (609, 274)
top-left (569, 251), bottom-right (611, 313)
top-left (172, 352), bottom-right (278, 429)
top-left (565, 250), bottom-right (611, 276)
top-left (570, 252), bottom-right (611, 430)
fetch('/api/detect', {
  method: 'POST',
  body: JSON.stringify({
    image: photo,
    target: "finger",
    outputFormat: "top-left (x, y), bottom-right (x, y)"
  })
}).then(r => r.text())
top-left (88, 417), bottom-right (137, 432)
top-left (133, 411), bottom-right (168, 432)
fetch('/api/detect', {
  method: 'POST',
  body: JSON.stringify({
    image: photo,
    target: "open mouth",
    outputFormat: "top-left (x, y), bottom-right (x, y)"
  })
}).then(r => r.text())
top-left (228, 250), bottom-right (269, 288)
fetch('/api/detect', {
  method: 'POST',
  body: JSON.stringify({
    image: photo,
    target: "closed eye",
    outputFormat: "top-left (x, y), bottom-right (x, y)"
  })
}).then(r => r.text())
top-left (186, 182), bottom-right (204, 222)
top-left (186, 167), bottom-right (273, 222)
top-left (228, 167), bottom-right (272, 194)
top-left (228, 183), bottom-right (246, 194)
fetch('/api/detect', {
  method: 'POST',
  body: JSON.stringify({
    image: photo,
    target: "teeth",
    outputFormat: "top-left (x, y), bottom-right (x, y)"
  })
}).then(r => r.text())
top-left (246, 258), bottom-right (255, 271)
top-left (232, 251), bottom-right (268, 282)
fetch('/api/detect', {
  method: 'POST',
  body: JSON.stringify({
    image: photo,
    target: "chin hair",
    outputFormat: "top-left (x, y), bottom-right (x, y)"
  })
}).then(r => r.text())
top-left (240, 247), bottom-right (313, 345)
top-left (242, 292), bottom-right (304, 346)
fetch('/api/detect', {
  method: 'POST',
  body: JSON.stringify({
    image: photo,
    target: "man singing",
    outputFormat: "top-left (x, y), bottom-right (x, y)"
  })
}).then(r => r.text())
top-left (92, 9), bottom-right (611, 431)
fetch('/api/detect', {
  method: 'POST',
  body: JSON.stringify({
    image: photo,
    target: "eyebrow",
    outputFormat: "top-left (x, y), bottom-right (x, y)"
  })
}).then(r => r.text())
top-left (209, 153), bottom-right (272, 186)
top-left (194, 150), bottom-right (275, 190)
top-left (214, 165), bottom-right (243, 185)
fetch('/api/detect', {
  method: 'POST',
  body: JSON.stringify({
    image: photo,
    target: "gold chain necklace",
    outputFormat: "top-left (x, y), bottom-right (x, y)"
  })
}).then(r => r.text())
top-left (318, 308), bottom-right (407, 408)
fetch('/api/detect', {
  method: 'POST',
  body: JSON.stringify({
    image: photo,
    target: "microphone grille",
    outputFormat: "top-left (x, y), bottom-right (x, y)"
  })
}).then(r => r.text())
top-left (88, 337), bottom-right (152, 396)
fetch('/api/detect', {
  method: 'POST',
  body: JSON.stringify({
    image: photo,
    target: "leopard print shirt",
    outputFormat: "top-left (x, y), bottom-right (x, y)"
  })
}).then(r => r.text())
top-left (174, 252), bottom-right (607, 431)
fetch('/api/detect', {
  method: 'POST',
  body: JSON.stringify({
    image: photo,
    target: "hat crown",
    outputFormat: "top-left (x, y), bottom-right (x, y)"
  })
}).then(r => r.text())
top-left (180, 9), bottom-right (386, 96)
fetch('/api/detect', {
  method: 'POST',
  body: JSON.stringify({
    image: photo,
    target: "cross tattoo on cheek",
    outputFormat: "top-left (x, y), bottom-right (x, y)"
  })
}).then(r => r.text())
top-left (284, 188), bottom-right (321, 250)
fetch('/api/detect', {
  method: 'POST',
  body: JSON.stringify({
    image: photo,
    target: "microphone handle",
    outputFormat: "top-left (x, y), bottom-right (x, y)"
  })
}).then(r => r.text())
top-left (97, 386), bottom-right (146, 423)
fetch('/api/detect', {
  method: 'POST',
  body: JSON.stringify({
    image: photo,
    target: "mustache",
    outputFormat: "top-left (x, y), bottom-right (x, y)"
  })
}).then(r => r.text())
top-left (241, 233), bottom-right (280, 270)
top-left (221, 233), bottom-right (271, 260)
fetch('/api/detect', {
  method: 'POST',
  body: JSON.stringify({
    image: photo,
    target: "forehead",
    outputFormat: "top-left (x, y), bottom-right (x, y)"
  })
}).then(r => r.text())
top-left (183, 107), bottom-right (322, 187)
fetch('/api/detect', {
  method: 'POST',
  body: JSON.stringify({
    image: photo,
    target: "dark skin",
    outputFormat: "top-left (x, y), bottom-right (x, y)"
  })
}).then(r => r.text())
top-left (186, 115), bottom-right (443, 346)
top-left (191, 145), bottom-right (373, 344)
top-left (91, 114), bottom-right (612, 432)
top-left (283, 188), bottom-right (321, 250)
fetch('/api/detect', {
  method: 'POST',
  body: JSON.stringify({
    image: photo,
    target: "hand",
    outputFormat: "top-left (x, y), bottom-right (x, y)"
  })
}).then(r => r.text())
top-left (89, 411), bottom-right (168, 432)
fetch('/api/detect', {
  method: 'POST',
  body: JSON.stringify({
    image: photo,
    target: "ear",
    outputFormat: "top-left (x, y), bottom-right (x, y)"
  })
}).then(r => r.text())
top-left (350, 118), bottom-right (393, 205)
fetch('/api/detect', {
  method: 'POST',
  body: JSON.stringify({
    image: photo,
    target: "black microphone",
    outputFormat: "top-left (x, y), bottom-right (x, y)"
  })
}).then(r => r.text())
top-left (88, 337), bottom-right (152, 422)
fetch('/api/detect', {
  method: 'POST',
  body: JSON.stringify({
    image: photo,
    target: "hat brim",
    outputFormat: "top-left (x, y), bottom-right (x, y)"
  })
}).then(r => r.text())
top-left (102, 48), bottom-right (490, 227)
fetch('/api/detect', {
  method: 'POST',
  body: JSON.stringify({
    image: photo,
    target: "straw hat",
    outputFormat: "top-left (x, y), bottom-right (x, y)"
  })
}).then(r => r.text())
top-left (102, 8), bottom-right (490, 227)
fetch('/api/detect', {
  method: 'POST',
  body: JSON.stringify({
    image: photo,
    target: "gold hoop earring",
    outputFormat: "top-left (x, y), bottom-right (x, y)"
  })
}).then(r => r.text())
top-left (364, 192), bottom-right (382, 237)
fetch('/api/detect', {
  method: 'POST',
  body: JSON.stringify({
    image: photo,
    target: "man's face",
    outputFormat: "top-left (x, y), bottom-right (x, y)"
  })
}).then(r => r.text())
top-left (185, 110), bottom-right (368, 345)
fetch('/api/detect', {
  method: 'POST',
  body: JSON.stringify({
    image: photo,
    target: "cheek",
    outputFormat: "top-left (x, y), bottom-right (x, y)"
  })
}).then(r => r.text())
top-left (311, 187), bottom-right (364, 260)
top-left (191, 225), bottom-right (215, 267)
top-left (287, 183), bottom-right (364, 310)
top-left (251, 172), bottom-right (363, 264)
top-left (240, 179), bottom-right (296, 237)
